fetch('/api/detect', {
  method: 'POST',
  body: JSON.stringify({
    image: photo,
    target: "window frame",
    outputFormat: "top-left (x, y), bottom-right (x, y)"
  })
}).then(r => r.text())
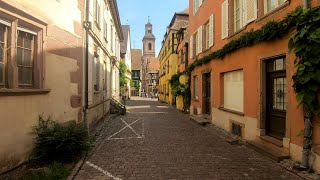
top-left (223, 70), bottom-right (244, 113)
top-left (94, 0), bottom-right (101, 28)
top-left (234, 0), bottom-right (243, 32)
top-left (17, 30), bottom-right (35, 87)
top-left (0, 16), bottom-right (44, 92)
top-left (264, 0), bottom-right (287, 14)
top-left (192, 32), bottom-right (197, 58)
top-left (193, 75), bottom-right (199, 99)
top-left (0, 23), bottom-right (8, 87)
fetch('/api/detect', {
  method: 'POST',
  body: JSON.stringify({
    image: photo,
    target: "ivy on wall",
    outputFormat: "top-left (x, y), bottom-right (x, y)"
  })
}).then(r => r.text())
top-left (119, 61), bottom-right (128, 89)
top-left (169, 72), bottom-right (191, 111)
top-left (186, 6), bottom-right (320, 115)
top-left (288, 7), bottom-right (320, 115)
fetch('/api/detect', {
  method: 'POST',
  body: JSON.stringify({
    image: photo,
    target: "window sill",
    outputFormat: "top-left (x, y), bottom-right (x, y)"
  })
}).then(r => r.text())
top-left (218, 107), bottom-right (244, 116)
top-left (0, 88), bottom-right (51, 96)
top-left (228, 27), bottom-right (246, 39)
top-left (255, 1), bottom-right (290, 23)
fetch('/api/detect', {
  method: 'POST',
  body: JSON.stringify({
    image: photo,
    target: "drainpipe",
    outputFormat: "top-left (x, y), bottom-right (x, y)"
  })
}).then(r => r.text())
top-left (83, 0), bottom-right (90, 132)
top-left (300, 0), bottom-right (312, 170)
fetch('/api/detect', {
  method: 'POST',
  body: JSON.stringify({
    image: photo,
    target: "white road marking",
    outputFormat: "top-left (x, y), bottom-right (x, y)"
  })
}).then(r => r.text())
top-left (156, 106), bottom-right (169, 108)
top-left (107, 137), bottom-right (143, 140)
top-left (120, 118), bottom-right (142, 138)
top-left (107, 118), bottom-right (143, 140)
top-left (85, 161), bottom-right (122, 180)
top-left (141, 118), bottom-right (145, 138)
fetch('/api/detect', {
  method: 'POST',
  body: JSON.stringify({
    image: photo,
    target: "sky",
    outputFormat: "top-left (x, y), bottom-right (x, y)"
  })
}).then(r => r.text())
top-left (117, 0), bottom-right (189, 57)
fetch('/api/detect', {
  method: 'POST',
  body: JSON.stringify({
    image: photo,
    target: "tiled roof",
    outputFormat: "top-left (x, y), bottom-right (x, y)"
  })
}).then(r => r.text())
top-left (131, 49), bottom-right (142, 70)
top-left (148, 57), bottom-right (159, 73)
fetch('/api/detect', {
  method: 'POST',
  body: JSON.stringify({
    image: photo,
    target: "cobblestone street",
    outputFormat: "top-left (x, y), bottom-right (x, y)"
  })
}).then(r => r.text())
top-left (74, 97), bottom-right (301, 180)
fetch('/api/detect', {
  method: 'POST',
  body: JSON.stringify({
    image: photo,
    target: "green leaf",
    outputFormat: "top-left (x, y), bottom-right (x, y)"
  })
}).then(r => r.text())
top-left (304, 61), bottom-right (312, 66)
top-left (296, 93), bottom-right (304, 102)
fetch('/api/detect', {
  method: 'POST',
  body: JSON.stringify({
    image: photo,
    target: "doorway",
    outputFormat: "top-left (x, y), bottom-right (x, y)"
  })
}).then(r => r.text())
top-left (266, 57), bottom-right (287, 139)
top-left (202, 72), bottom-right (211, 115)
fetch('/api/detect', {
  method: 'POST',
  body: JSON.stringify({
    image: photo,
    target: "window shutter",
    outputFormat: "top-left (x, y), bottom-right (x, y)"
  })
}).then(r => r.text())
top-left (221, 0), bottom-right (229, 39)
top-left (199, 0), bottom-right (202, 7)
top-left (209, 14), bottom-right (214, 47)
top-left (190, 35), bottom-right (193, 58)
top-left (197, 26), bottom-right (202, 54)
top-left (245, 0), bottom-right (257, 24)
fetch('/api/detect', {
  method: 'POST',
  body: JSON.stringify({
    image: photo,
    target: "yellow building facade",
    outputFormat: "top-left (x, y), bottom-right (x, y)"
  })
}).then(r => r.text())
top-left (158, 10), bottom-right (189, 107)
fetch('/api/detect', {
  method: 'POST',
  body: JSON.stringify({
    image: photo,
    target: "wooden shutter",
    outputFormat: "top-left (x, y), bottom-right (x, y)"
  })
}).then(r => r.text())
top-left (197, 26), bottom-right (202, 54)
top-left (190, 35), bottom-right (193, 58)
top-left (244, 0), bottom-right (257, 24)
top-left (221, 0), bottom-right (229, 39)
top-left (209, 14), bottom-right (214, 47)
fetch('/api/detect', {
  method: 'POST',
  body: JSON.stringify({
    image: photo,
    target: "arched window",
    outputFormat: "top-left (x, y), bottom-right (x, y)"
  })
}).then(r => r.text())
top-left (148, 43), bottom-right (152, 50)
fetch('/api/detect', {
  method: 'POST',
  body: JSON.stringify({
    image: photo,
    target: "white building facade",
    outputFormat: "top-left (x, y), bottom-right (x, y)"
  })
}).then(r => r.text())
top-left (85, 0), bottom-right (122, 126)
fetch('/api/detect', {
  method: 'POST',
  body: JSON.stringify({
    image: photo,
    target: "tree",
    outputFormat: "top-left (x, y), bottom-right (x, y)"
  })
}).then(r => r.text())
top-left (119, 60), bottom-right (127, 89)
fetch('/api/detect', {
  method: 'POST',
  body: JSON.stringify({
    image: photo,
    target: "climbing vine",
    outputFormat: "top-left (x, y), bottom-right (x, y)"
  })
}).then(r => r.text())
top-left (186, 6), bottom-right (320, 116)
top-left (287, 7), bottom-right (320, 115)
top-left (119, 61), bottom-right (128, 89)
top-left (169, 72), bottom-right (185, 96)
top-left (169, 72), bottom-right (191, 111)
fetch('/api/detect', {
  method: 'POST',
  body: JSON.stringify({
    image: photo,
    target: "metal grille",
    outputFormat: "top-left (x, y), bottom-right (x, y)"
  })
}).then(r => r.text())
top-left (232, 123), bottom-right (242, 137)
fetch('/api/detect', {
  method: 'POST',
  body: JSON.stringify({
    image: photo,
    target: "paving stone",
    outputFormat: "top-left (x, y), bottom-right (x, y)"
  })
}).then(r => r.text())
top-left (74, 97), bottom-right (302, 180)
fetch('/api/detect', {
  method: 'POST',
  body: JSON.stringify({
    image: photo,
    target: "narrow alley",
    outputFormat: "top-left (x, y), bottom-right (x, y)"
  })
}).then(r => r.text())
top-left (74, 97), bottom-right (301, 180)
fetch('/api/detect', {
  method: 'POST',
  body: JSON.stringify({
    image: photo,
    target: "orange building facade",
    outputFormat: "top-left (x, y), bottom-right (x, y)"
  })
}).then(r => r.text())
top-left (189, 0), bottom-right (320, 171)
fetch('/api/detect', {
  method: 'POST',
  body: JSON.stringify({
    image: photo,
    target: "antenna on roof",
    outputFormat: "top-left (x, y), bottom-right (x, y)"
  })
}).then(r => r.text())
top-left (126, 19), bottom-right (129, 25)
top-left (148, 16), bottom-right (150, 23)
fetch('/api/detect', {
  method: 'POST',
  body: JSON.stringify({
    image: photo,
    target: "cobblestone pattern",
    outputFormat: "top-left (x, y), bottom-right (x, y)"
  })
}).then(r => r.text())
top-left (74, 97), bottom-right (302, 180)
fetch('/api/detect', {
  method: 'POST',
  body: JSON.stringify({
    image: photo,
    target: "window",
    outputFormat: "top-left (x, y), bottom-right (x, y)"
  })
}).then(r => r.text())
top-left (0, 24), bottom-right (7, 86)
top-left (234, 0), bottom-right (242, 32)
top-left (0, 16), bottom-right (44, 91)
top-left (223, 70), bottom-right (243, 112)
top-left (94, 45), bottom-right (100, 91)
top-left (94, 0), bottom-right (101, 27)
top-left (203, 21), bottom-right (210, 50)
top-left (193, 76), bottom-right (199, 99)
top-left (193, 0), bottom-right (204, 15)
top-left (148, 43), bottom-right (152, 50)
top-left (265, 0), bottom-right (286, 13)
top-left (110, 25), bottom-right (113, 51)
top-left (202, 14), bottom-right (214, 50)
top-left (103, 19), bottom-right (107, 40)
top-left (192, 32), bottom-right (197, 58)
top-left (17, 30), bottom-right (35, 86)
top-left (221, 0), bottom-right (229, 39)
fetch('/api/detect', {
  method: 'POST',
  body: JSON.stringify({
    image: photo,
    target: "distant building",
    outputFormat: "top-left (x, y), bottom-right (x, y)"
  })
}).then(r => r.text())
top-left (120, 25), bottom-right (132, 98)
top-left (131, 49), bottom-right (142, 96)
top-left (141, 18), bottom-right (159, 97)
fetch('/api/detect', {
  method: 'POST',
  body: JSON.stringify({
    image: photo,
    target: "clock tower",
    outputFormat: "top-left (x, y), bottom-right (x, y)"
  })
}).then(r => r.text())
top-left (142, 17), bottom-right (156, 59)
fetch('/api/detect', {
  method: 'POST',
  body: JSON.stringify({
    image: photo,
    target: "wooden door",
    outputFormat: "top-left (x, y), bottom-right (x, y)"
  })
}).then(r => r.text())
top-left (266, 58), bottom-right (286, 139)
top-left (202, 72), bottom-right (211, 115)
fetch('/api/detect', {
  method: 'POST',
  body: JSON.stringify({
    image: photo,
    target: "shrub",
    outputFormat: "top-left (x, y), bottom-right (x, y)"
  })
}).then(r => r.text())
top-left (22, 162), bottom-right (70, 180)
top-left (32, 116), bottom-right (93, 163)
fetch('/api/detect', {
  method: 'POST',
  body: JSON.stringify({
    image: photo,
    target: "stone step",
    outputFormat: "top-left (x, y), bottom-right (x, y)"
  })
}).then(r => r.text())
top-left (190, 114), bottom-right (211, 126)
top-left (246, 139), bottom-right (290, 162)
top-left (260, 135), bottom-right (283, 147)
